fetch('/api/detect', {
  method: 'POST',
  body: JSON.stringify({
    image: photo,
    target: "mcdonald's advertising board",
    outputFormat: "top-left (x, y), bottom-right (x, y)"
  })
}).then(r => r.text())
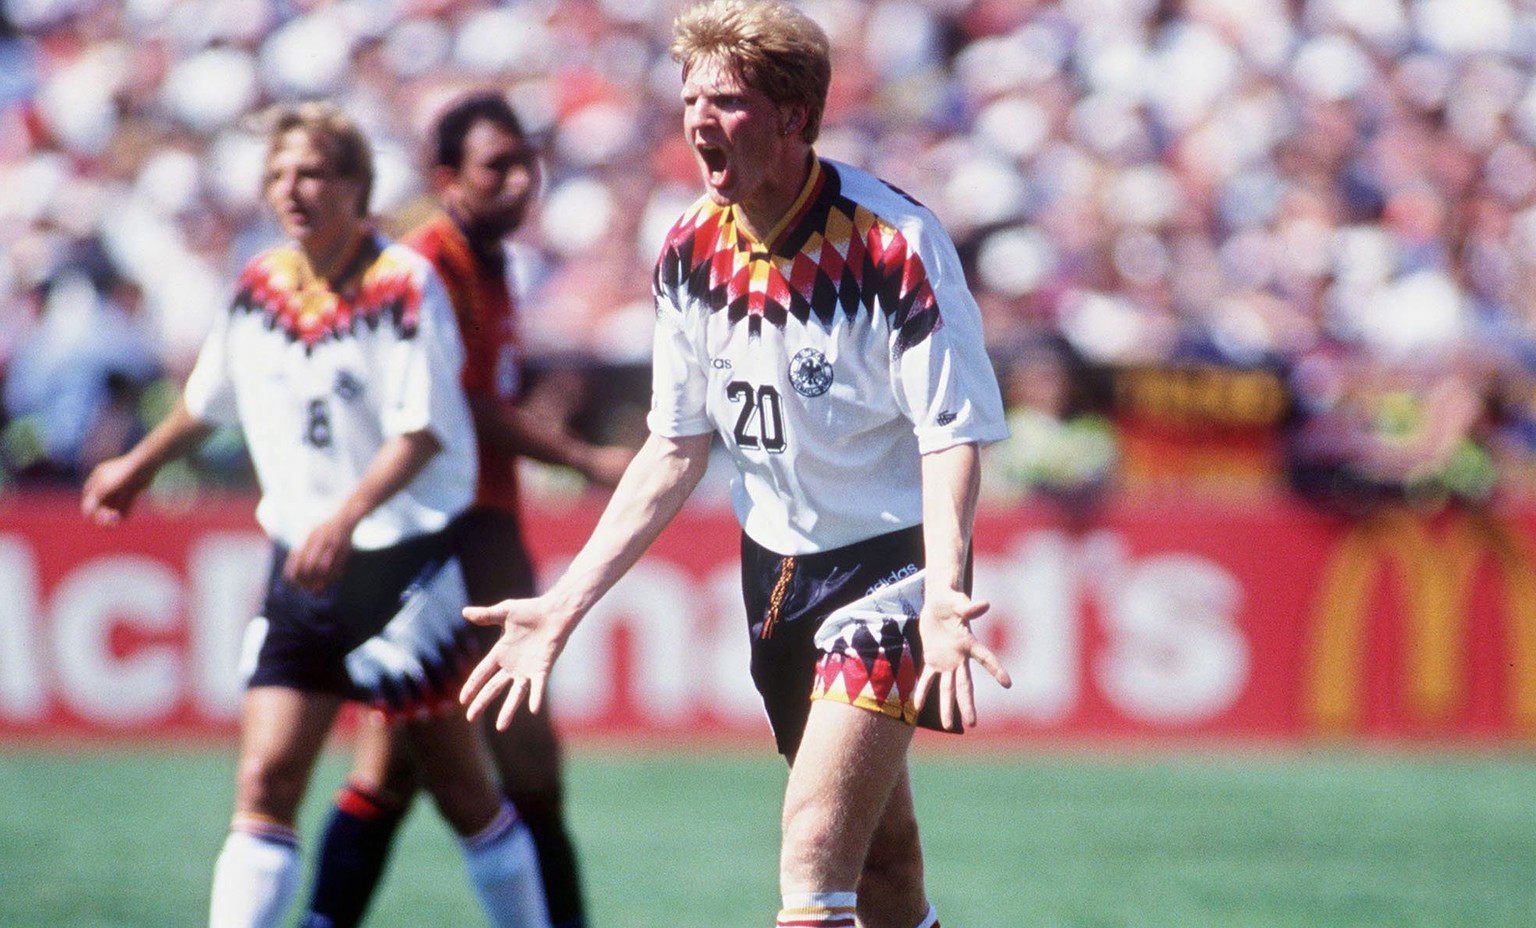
top-left (1, 492), bottom-right (1532, 743)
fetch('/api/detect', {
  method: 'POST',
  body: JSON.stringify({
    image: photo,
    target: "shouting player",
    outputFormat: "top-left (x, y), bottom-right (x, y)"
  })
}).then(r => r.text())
top-left (458, 3), bottom-right (1012, 927)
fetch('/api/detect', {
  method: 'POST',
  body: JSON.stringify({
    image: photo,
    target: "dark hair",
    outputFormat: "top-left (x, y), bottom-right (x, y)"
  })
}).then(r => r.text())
top-left (431, 92), bottom-right (526, 170)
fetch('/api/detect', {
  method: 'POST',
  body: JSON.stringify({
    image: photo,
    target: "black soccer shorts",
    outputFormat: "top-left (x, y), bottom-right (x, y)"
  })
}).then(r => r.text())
top-left (243, 523), bottom-right (481, 718)
top-left (741, 524), bottom-right (956, 759)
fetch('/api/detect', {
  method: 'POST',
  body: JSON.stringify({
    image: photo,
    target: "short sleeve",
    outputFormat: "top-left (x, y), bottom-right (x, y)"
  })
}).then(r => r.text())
top-left (891, 221), bottom-right (1009, 455)
top-left (380, 269), bottom-right (467, 440)
top-left (182, 306), bottom-right (239, 427)
top-left (645, 295), bottom-right (713, 438)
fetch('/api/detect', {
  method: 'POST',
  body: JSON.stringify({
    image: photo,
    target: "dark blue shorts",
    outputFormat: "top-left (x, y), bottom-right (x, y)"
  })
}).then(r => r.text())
top-left (741, 524), bottom-right (953, 759)
top-left (244, 524), bottom-right (479, 716)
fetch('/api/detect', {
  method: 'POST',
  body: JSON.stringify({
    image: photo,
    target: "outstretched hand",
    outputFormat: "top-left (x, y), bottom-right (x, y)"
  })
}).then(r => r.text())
top-left (911, 587), bottom-right (1012, 732)
top-left (459, 596), bottom-right (567, 730)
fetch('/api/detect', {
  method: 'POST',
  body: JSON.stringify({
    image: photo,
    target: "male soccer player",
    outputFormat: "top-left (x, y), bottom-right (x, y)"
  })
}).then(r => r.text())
top-left (458, 3), bottom-right (1013, 927)
top-left (302, 92), bottom-right (628, 928)
top-left (82, 101), bottom-right (547, 928)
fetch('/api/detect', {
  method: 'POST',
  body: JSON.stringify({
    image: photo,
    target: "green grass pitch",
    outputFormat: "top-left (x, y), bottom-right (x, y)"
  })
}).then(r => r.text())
top-left (2, 740), bottom-right (1534, 927)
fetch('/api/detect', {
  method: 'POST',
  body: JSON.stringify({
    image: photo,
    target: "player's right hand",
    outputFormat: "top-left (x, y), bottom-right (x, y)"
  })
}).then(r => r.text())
top-left (460, 596), bottom-right (568, 730)
top-left (81, 456), bottom-right (146, 526)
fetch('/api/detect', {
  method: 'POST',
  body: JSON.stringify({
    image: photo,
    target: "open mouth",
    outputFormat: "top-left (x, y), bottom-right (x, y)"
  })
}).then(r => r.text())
top-left (698, 144), bottom-right (727, 177)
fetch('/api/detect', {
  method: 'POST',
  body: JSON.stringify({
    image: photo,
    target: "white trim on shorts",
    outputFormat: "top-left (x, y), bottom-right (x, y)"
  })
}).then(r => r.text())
top-left (813, 567), bottom-right (926, 652)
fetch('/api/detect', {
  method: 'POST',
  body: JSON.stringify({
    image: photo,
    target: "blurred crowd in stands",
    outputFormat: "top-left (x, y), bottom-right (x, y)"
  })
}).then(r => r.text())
top-left (5, 0), bottom-right (1536, 518)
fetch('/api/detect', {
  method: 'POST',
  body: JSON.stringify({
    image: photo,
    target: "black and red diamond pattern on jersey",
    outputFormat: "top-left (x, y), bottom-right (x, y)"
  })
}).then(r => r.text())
top-left (231, 246), bottom-right (423, 354)
top-left (657, 162), bottom-right (942, 357)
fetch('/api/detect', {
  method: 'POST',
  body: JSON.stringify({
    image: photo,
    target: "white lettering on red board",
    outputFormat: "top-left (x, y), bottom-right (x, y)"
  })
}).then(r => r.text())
top-left (189, 534), bottom-right (271, 718)
top-left (0, 538), bottom-right (46, 720)
top-left (52, 555), bottom-right (183, 723)
top-left (0, 527), bottom-right (1250, 731)
top-left (0, 532), bottom-right (266, 728)
top-left (972, 530), bottom-right (1249, 726)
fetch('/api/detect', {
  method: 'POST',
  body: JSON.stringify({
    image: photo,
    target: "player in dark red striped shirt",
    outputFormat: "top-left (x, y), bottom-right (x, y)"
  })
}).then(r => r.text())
top-left (302, 92), bottom-right (629, 928)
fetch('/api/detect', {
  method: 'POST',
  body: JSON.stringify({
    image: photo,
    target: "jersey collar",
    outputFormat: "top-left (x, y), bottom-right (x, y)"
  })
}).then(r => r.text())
top-left (734, 155), bottom-right (825, 256)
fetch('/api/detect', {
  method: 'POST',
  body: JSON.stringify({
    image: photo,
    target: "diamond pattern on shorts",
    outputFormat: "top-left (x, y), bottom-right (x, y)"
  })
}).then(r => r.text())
top-left (812, 617), bottom-right (921, 722)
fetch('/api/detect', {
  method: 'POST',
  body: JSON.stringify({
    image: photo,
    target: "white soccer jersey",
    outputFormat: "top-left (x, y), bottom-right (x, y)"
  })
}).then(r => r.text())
top-left (649, 159), bottom-right (1008, 555)
top-left (184, 235), bottom-right (476, 550)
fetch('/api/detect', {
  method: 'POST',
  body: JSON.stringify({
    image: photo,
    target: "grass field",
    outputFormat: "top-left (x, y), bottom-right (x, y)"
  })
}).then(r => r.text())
top-left (2, 740), bottom-right (1534, 927)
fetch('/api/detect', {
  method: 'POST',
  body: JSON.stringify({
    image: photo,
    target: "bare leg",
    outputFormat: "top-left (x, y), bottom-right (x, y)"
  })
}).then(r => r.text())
top-left (459, 507), bottom-right (586, 926)
top-left (780, 701), bottom-right (929, 927)
top-left (855, 767), bottom-right (928, 928)
top-left (211, 686), bottom-right (343, 928)
top-left (233, 685), bottom-right (344, 823)
top-left (403, 710), bottom-right (502, 835)
top-left (483, 702), bottom-right (563, 800)
top-left (483, 706), bottom-right (587, 927)
top-left (347, 711), bottom-right (420, 800)
top-left (408, 710), bottom-right (550, 928)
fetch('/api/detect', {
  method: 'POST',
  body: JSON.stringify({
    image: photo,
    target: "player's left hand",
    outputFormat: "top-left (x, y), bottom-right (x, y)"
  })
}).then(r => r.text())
top-left (285, 515), bottom-right (355, 592)
top-left (912, 586), bottom-right (1012, 732)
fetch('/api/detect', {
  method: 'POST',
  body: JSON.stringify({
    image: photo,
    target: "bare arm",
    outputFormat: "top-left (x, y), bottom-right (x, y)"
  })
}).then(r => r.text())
top-left (81, 399), bottom-right (216, 526)
top-left (911, 441), bottom-right (1012, 730)
top-left (284, 429), bottom-right (443, 591)
top-left (460, 429), bottom-right (713, 727)
top-left (468, 392), bottom-right (633, 487)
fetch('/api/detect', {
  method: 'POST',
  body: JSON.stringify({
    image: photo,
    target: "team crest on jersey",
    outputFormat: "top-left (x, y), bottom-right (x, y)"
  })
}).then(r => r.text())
top-left (334, 370), bottom-right (364, 401)
top-left (789, 347), bottom-right (834, 397)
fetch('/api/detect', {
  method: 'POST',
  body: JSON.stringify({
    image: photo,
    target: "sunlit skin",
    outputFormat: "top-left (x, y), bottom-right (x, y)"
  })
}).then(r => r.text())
top-left (682, 55), bottom-right (811, 242)
top-left (263, 129), bottom-right (367, 279)
top-left (435, 120), bottom-right (540, 253)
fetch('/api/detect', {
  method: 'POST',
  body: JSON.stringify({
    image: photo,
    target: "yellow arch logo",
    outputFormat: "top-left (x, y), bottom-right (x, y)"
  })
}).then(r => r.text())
top-left (1305, 510), bottom-right (1536, 733)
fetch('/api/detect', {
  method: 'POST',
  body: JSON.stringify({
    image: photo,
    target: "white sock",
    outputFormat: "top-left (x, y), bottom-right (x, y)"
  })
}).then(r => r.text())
top-left (208, 821), bottom-right (301, 928)
top-left (777, 891), bottom-right (858, 926)
top-left (914, 903), bottom-right (940, 928)
top-left (461, 804), bottom-right (550, 928)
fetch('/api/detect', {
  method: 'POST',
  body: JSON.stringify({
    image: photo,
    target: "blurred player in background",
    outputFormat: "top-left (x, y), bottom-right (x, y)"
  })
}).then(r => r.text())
top-left (301, 92), bottom-right (630, 928)
top-left (81, 101), bottom-right (548, 928)
top-left (458, 2), bottom-right (1012, 927)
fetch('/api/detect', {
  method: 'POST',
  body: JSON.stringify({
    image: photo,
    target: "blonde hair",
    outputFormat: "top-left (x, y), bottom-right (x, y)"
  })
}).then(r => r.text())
top-left (254, 101), bottom-right (374, 215)
top-left (671, 0), bottom-right (831, 144)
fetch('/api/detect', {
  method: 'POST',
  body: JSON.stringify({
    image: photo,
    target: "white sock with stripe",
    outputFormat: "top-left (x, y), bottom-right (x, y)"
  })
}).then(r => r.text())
top-left (776, 891), bottom-right (858, 927)
top-left (461, 803), bottom-right (550, 928)
top-left (208, 818), bottom-right (301, 928)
